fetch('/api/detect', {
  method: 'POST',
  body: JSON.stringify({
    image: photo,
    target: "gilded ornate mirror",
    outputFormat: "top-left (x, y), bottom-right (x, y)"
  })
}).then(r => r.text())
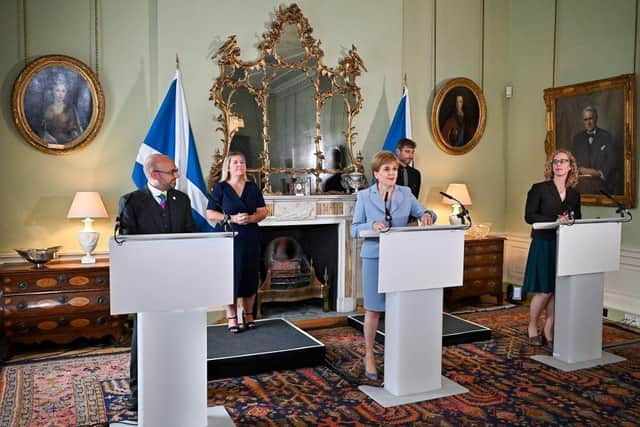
top-left (208, 4), bottom-right (367, 193)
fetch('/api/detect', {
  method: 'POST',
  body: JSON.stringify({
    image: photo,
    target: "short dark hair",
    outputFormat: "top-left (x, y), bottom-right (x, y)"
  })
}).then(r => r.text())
top-left (396, 138), bottom-right (416, 150)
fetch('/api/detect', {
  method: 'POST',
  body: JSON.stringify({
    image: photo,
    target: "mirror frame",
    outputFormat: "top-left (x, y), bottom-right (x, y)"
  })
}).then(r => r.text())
top-left (208, 3), bottom-right (367, 193)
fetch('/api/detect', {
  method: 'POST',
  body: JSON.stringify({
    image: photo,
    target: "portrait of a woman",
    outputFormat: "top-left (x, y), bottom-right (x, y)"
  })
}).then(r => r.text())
top-left (41, 76), bottom-right (83, 145)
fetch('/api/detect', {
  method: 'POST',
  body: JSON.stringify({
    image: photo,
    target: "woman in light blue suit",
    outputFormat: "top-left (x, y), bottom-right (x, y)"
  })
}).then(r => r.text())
top-left (351, 151), bottom-right (437, 380)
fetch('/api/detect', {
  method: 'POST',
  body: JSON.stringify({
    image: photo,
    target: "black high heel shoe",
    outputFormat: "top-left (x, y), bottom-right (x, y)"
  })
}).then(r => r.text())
top-left (243, 313), bottom-right (257, 330)
top-left (227, 316), bottom-right (241, 333)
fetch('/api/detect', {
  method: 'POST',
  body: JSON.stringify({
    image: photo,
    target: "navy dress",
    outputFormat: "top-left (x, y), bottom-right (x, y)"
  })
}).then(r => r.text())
top-left (208, 181), bottom-right (266, 298)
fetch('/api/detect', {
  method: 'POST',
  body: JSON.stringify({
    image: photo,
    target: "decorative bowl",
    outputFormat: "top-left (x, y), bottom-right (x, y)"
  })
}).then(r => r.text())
top-left (14, 246), bottom-right (62, 268)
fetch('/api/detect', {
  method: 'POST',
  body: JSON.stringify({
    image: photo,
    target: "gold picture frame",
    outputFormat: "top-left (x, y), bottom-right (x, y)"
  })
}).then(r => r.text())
top-left (11, 55), bottom-right (105, 155)
top-left (544, 74), bottom-right (636, 208)
top-left (431, 77), bottom-right (487, 155)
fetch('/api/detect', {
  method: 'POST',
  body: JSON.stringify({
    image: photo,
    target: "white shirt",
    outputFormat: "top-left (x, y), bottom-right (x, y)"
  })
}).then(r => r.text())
top-left (147, 183), bottom-right (167, 207)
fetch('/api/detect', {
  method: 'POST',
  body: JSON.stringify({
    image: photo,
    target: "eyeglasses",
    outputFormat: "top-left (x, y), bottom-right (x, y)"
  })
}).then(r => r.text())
top-left (153, 168), bottom-right (179, 175)
top-left (551, 159), bottom-right (570, 165)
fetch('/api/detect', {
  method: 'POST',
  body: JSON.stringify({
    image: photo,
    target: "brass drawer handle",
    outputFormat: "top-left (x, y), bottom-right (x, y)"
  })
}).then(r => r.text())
top-left (96, 316), bottom-right (106, 325)
top-left (59, 296), bottom-right (69, 304)
top-left (16, 301), bottom-right (27, 310)
top-left (57, 274), bottom-right (68, 283)
top-left (96, 276), bottom-right (106, 286)
top-left (17, 281), bottom-right (28, 290)
top-left (59, 317), bottom-right (68, 326)
top-left (97, 296), bottom-right (107, 305)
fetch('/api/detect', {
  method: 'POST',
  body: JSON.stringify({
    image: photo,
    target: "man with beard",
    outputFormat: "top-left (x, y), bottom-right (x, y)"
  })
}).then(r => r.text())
top-left (442, 93), bottom-right (476, 147)
top-left (395, 138), bottom-right (421, 199)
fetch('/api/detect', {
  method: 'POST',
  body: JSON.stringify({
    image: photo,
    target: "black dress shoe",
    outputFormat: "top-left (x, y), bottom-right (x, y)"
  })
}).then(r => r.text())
top-left (125, 398), bottom-right (138, 411)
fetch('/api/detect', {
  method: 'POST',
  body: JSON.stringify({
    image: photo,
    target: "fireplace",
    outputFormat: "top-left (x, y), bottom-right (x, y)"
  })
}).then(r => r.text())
top-left (258, 194), bottom-right (359, 314)
top-left (257, 235), bottom-right (330, 316)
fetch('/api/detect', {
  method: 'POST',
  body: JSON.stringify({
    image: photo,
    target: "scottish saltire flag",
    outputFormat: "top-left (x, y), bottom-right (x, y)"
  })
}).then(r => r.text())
top-left (382, 86), bottom-right (412, 152)
top-left (132, 69), bottom-right (214, 231)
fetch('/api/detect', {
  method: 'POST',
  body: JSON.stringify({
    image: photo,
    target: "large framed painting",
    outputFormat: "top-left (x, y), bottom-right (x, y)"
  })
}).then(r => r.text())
top-left (431, 77), bottom-right (487, 155)
top-left (544, 74), bottom-right (636, 208)
top-left (11, 55), bottom-right (105, 155)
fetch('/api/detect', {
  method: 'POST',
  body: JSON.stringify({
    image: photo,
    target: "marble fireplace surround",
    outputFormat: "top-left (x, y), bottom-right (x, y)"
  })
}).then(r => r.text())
top-left (260, 194), bottom-right (359, 313)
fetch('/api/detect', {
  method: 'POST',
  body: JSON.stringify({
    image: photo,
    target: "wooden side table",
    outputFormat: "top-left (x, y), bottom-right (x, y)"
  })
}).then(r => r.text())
top-left (445, 237), bottom-right (505, 306)
top-left (0, 259), bottom-right (128, 359)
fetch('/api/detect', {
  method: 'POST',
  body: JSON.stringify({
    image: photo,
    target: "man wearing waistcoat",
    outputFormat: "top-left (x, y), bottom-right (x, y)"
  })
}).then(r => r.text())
top-left (571, 106), bottom-right (616, 194)
top-left (118, 153), bottom-right (196, 411)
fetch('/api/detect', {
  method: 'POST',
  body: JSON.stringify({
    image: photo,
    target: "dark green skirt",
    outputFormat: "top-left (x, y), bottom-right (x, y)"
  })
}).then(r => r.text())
top-left (523, 238), bottom-right (557, 294)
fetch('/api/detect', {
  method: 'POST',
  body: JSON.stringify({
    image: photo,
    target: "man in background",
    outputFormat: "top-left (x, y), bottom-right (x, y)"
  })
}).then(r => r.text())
top-left (571, 106), bottom-right (616, 194)
top-left (118, 153), bottom-right (196, 411)
top-left (395, 138), bottom-right (421, 198)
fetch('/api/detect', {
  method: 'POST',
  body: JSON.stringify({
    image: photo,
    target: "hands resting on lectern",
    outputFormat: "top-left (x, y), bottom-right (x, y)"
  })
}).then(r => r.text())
top-left (372, 212), bottom-right (434, 231)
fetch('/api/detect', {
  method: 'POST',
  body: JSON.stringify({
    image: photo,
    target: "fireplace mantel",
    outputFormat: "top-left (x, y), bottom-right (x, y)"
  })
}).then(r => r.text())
top-left (260, 194), bottom-right (359, 312)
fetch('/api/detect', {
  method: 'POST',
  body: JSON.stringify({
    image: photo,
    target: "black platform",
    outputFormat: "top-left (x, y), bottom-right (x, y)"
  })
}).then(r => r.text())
top-left (207, 318), bottom-right (325, 380)
top-left (348, 313), bottom-right (491, 346)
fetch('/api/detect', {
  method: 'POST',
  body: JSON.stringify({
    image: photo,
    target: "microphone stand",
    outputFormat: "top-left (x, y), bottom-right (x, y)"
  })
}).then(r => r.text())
top-left (439, 191), bottom-right (472, 226)
top-left (599, 190), bottom-right (633, 220)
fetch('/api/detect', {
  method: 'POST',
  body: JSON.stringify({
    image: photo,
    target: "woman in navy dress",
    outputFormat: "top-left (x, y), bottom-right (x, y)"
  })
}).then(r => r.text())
top-left (523, 149), bottom-right (581, 346)
top-left (206, 152), bottom-right (268, 333)
top-left (350, 151), bottom-right (437, 380)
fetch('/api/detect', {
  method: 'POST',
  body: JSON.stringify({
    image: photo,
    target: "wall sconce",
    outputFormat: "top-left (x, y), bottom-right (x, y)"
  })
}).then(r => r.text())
top-left (67, 192), bottom-right (108, 264)
top-left (441, 183), bottom-right (472, 225)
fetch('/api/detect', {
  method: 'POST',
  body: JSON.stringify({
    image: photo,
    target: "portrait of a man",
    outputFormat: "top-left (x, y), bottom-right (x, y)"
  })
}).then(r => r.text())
top-left (554, 89), bottom-right (625, 196)
top-left (439, 89), bottom-right (479, 147)
top-left (431, 77), bottom-right (487, 155)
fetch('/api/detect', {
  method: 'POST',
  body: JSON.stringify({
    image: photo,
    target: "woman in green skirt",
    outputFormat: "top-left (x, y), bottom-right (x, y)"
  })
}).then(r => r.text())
top-left (523, 149), bottom-right (581, 346)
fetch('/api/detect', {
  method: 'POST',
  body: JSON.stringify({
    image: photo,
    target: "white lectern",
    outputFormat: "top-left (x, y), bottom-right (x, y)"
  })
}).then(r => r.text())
top-left (110, 232), bottom-right (235, 427)
top-left (530, 217), bottom-right (630, 372)
top-left (358, 225), bottom-right (469, 407)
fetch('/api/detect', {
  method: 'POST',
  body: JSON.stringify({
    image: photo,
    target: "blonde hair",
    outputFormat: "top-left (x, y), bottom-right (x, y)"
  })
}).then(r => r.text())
top-left (370, 151), bottom-right (399, 174)
top-left (220, 151), bottom-right (247, 183)
top-left (544, 149), bottom-right (579, 188)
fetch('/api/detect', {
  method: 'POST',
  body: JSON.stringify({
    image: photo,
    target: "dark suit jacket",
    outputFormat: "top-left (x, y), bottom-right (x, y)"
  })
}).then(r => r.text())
top-left (525, 180), bottom-right (581, 240)
top-left (396, 164), bottom-right (421, 199)
top-left (118, 186), bottom-right (196, 235)
top-left (571, 127), bottom-right (616, 193)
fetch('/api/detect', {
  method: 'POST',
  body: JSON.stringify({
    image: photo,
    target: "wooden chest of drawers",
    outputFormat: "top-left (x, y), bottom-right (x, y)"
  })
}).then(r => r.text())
top-left (0, 259), bottom-right (128, 359)
top-left (445, 237), bottom-right (505, 306)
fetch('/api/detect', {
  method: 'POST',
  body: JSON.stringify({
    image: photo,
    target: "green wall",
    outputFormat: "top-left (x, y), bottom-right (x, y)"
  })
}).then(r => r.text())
top-left (0, 0), bottom-right (402, 255)
top-left (1, 0), bottom-right (639, 255)
top-left (505, 0), bottom-right (639, 246)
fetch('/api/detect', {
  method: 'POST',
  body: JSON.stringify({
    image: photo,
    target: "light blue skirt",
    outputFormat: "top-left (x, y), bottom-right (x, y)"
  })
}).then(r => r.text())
top-left (362, 257), bottom-right (385, 312)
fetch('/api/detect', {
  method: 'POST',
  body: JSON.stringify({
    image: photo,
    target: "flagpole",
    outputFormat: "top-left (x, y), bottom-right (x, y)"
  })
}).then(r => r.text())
top-left (176, 53), bottom-right (180, 70)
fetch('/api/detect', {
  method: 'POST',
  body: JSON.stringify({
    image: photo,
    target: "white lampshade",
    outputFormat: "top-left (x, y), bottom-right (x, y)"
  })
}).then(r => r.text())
top-left (67, 192), bottom-right (109, 219)
top-left (441, 183), bottom-right (472, 206)
top-left (67, 192), bottom-right (108, 264)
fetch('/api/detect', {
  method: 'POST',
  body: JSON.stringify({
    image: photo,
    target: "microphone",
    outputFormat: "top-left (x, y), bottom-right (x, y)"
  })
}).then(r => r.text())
top-left (384, 191), bottom-right (392, 227)
top-left (440, 191), bottom-right (470, 224)
top-left (113, 193), bottom-right (133, 245)
top-left (599, 190), bottom-right (629, 218)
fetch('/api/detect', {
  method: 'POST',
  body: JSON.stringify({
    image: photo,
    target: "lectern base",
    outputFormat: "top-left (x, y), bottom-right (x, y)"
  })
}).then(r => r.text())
top-left (359, 376), bottom-right (468, 408)
top-left (531, 351), bottom-right (625, 372)
top-left (108, 406), bottom-right (233, 427)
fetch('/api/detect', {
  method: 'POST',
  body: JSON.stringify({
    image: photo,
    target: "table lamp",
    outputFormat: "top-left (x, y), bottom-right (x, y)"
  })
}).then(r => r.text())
top-left (67, 192), bottom-right (109, 264)
top-left (441, 183), bottom-right (472, 224)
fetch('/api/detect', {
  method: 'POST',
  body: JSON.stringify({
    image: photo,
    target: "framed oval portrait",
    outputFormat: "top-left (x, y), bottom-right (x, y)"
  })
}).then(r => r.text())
top-left (431, 77), bottom-right (486, 155)
top-left (11, 55), bottom-right (105, 155)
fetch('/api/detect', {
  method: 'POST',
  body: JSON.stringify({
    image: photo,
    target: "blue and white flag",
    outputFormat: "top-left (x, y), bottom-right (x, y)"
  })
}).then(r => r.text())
top-left (382, 86), bottom-right (412, 152)
top-left (132, 69), bottom-right (214, 232)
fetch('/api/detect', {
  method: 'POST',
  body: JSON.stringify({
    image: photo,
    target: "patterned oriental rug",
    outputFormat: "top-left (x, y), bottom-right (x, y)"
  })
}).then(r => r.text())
top-left (1, 305), bottom-right (639, 426)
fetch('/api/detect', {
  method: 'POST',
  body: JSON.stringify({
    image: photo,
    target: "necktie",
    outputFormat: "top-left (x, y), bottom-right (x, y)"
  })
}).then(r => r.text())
top-left (403, 167), bottom-right (409, 186)
top-left (158, 193), bottom-right (167, 209)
